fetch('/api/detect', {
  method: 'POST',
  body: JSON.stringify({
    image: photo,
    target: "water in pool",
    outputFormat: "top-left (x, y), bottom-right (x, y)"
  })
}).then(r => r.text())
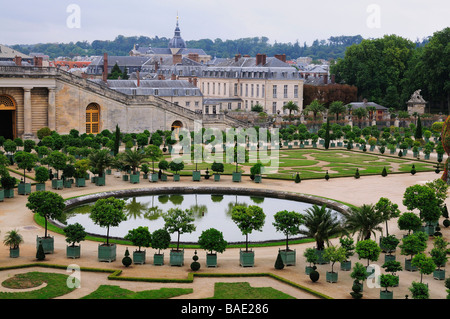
top-left (61, 194), bottom-right (339, 243)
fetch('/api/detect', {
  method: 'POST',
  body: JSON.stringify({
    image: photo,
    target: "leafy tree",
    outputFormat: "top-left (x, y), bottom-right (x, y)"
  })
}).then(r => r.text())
top-left (272, 210), bottom-right (303, 251)
top-left (125, 226), bottom-right (152, 252)
top-left (63, 223), bottom-right (87, 247)
top-left (397, 212), bottom-right (422, 235)
top-left (411, 253), bottom-right (436, 283)
top-left (374, 197), bottom-right (401, 236)
top-left (34, 166), bottom-right (49, 184)
top-left (90, 197), bottom-right (126, 245)
top-left (14, 151), bottom-right (38, 184)
top-left (231, 205), bottom-right (266, 252)
top-left (145, 145), bottom-right (163, 172)
top-left (163, 208), bottom-right (196, 251)
top-left (399, 231), bottom-right (428, 261)
top-left (323, 245), bottom-right (347, 273)
top-left (211, 161), bottom-right (224, 175)
top-left (380, 274), bottom-right (399, 293)
top-left (409, 281), bottom-right (429, 299)
top-left (47, 150), bottom-right (68, 179)
top-left (197, 228), bottom-right (228, 254)
top-left (26, 191), bottom-right (65, 238)
top-left (403, 184), bottom-right (441, 224)
top-left (151, 228), bottom-right (171, 254)
top-left (355, 239), bottom-right (381, 266)
top-left (169, 160), bottom-right (184, 174)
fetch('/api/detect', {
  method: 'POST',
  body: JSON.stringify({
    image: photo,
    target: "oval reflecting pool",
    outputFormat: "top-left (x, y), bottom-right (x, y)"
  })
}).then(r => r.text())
top-left (61, 194), bottom-right (341, 244)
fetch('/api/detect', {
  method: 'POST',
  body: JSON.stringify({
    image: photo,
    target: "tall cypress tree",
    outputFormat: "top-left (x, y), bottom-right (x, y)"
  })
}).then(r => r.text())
top-left (415, 116), bottom-right (423, 140)
top-left (114, 124), bottom-right (121, 156)
top-left (324, 117), bottom-right (330, 149)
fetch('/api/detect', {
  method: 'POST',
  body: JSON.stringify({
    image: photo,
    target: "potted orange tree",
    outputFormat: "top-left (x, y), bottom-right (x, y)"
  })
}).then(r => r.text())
top-left (272, 210), bottom-right (303, 266)
top-left (125, 226), bottom-right (152, 264)
top-left (63, 222), bottom-right (87, 259)
top-left (197, 228), bottom-right (228, 267)
top-left (151, 228), bottom-right (171, 265)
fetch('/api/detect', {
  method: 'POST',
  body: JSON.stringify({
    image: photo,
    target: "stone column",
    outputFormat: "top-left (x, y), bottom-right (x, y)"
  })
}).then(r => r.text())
top-left (48, 87), bottom-right (56, 130)
top-left (23, 86), bottom-right (33, 138)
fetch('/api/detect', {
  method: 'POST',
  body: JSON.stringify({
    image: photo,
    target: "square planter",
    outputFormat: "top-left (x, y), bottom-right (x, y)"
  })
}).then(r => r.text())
top-left (173, 174), bottom-right (180, 182)
top-left (433, 269), bottom-right (446, 280)
top-left (206, 253), bottom-right (218, 267)
top-left (133, 250), bottom-right (146, 264)
top-left (305, 266), bottom-right (314, 275)
top-left (170, 249), bottom-right (184, 266)
top-left (98, 244), bottom-right (116, 262)
top-left (63, 180), bottom-right (72, 188)
top-left (254, 175), bottom-right (262, 183)
top-left (153, 253), bottom-right (164, 266)
top-left (214, 174), bottom-right (220, 182)
top-left (239, 249), bottom-right (254, 267)
top-left (18, 183), bottom-right (31, 195)
top-left (151, 173), bottom-right (158, 182)
top-left (405, 258), bottom-right (418, 272)
top-left (76, 178), bottom-right (86, 187)
top-left (37, 236), bottom-right (54, 254)
top-left (385, 254), bottom-right (396, 262)
top-left (9, 248), bottom-right (20, 258)
top-left (0, 189), bottom-right (4, 202)
top-left (106, 169), bottom-right (112, 175)
top-left (4, 189), bottom-right (14, 198)
top-left (380, 290), bottom-right (393, 299)
top-left (130, 173), bottom-right (140, 184)
top-left (326, 271), bottom-right (338, 283)
top-left (143, 173), bottom-right (148, 179)
top-left (66, 245), bottom-right (81, 259)
top-left (35, 183), bottom-right (46, 191)
top-left (95, 175), bottom-right (106, 186)
top-left (122, 174), bottom-right (129, 181)
top-left (52, 179), bottom-right (63, 190)
top-left (279, 249), bottom-right (296, 266)
top-left (232, 172), bottom-right (242, 182)
top-left (192, 171), bottom-right (201, 181)
top-left (161, 174), bottom-right (167, 182)
top-left (340, 260), bottom-right (352, 271)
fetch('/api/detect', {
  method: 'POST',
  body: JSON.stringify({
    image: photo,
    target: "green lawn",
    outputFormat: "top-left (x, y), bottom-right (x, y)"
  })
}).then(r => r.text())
top-left (206, 282), bottom-right (295, 299)
top-left (81, 285), bottom-right (193, 299)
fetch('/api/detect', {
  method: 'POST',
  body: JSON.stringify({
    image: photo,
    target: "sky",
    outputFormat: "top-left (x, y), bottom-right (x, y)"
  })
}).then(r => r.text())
top-left (1, 0), bottom-right (449, 46)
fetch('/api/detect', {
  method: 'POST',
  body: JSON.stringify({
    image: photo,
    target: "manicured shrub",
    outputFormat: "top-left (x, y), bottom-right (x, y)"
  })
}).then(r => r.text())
top-left (309, 267), bottom-right (320, 282)
top-left (381, 167), bottom-right (387, 177)
top-left (294, 172), bottom-right (301, 183)
top-left (122, 248), bottom-right (132, 267)
top-left (274, 252), bottom-right (285, 270)
top-left (190, 250), bottom-right (201, 271)
top-left (354, 168), bottom-right (360, 179)
top-left (36, 243), bottom-right (45, 261)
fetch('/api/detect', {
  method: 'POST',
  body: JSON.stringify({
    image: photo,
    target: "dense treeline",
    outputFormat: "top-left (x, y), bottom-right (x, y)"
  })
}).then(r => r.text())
top-left (331, 28), bottom-right (449, 114)
top-left (10, 35), bottom-right (368, 61)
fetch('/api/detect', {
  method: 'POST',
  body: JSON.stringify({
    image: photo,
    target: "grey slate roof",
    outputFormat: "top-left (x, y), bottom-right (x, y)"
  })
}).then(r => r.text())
top-left (345, 101), bottom-right (387, 110)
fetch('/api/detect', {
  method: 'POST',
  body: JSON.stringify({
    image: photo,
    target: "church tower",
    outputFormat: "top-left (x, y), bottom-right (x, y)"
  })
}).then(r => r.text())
top-left (168, 15), bottom-right (187, 54)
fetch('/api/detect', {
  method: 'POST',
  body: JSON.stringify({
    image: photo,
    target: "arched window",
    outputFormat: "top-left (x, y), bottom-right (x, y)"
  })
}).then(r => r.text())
top-left (86, 103), bottom-right (100, 134)
top-left (0, 95), bottom-right (16, 110)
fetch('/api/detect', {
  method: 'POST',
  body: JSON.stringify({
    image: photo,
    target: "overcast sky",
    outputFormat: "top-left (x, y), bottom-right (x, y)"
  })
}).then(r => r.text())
top-left (1, 0), bottom-right (449, 46)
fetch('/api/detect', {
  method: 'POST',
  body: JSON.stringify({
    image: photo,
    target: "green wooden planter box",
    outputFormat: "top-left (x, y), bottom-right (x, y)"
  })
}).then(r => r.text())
top-left (37, 236), bottom-right (54, 254)
top-left (279, 249), bottom-right (296, 266)
top-left (161, 174), bottom-right (167, 181)
top-left (52, 179), bottom-right (63, 190)
top-left (151, 173), bottom-right (159, 182)
top-left (133, 250), bottom-right (146, 264)
top-left (98, 244), bottom-right (116, 262)
top-left (192, 171), bottom-right (201, 181)
top-left (214, 174), bottom-right (220, 182)
top-left (206, 253), bottom-right (218, 267)
top-left (130, 173), bottom-right (140, 184)
top-left (380, 290), bottom-right (393, 299)
top-left (35, 183), bottom-right (46, 191)
top-left (153, 253), bottom-right (164, 265)
top-left (122, 174), bottom-right (129, 181)
top-left (142, 173), bottom-right (148, 179)
top-left (173, 174), bottom-right (180, 182)
top-left (4, 189), bottom-right (14, 198)
top-left (385, 254), bottom-right (396, 262)
top-left (75, 178), bottom-right (85, 187)
top-left (326, 271), bottom-right (338, 283)
top-left (9, 248), bottom-right (20, 258)
top-left (63, 180), bottom-right (72, 188)
top-left (340, 260), bottom-right (351, 271)
top-left (254, 175), bottom-right (262, 183)
top-left (433, 269), bottom-right (446, 280)
top-left (66, 245), bottom-right (81, 259)
top-left (95, 175), bottom-right (105, 186)
top-left (405, 258), bottom-right (418, 272)
top-left (106, 169), bottom-right (112, 175)
top-left (239, 249), bottom-right (254, 267)
top-left (305, 266), bottom-right (314, 275)
top-left (170, 249), bottom-right (184, 266)
top-left (0, 189), bottom-right (4, 202)
top-left (18, 183), bottom-right (31, 195)
top-left (232, 172), bottom-right (242, 182)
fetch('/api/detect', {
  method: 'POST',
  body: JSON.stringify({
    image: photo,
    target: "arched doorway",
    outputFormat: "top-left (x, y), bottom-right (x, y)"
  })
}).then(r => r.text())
top-left (86, 103), bottom-right (100, 134)
top-left (171, 120), bottom-right (183, 139)
top-left (0, 95), bottom-right (16, 140)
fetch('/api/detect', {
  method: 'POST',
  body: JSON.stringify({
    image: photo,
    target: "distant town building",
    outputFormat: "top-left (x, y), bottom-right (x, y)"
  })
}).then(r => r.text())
top-left (407, 89), bottom-right (427, 115)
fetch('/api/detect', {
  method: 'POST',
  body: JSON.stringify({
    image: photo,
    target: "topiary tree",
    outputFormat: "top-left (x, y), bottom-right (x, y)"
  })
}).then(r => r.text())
top-left (409, 281), bottom-right (429, 299)
top-left (399, 231), bottom-right (428, 264)
top-left (47, 150), bottom-right (68, 179)
top-left (26, 191), bottom-right (65, 238)
top-left (231, 205), bottom-right (265, 252)
top-left (36, 242), bottom-right (45, 261)
top-left (197, 228), bottom-right (227, 255)
top-left (34, 166), bottom-right (49, 185)
top-left (169, 160), bottom-right (185, 175)
top-left (90, 197), bottom-right (127, 246)
top-left (211, 161), bottom-right (224, 175)
top-left (355, 239), bottom-right (381, 267)
top-left (151, 228), bottom-right (171, 255)
top-left (397, 212), bottom-right (422, 235)
top-left (272, 210), bottom-right (303, 252)
top-left (190, 250), bottom-right (201, 271)
top-left (145, 145), bottom-right (163, 173)
top-left (380, 274), bottom-right (399, 295)
top-left (411, 253), bottom-right (436, 283)
top-left (163, 208), bottom-right (196, 251)
top-left (14, 151), bottom-right (38, 184)
top-left (122, 248), bottom-right (132, 267)
top-left (124, 226), bottom-right (152, 252)
top-left (323, 245), bottom-right (347, 274)
top-left (274, 252), bottom-right (285, 270)
top-left (63, 223), bottom-right (87, 247)
top-left (309, 266), bottom-right (320, 282)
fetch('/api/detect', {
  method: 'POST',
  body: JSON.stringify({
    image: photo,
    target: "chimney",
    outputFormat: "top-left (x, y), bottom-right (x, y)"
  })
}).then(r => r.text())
top-left (193, 77), bottom-right (197, 86)
top-left (262, 54), bottom-right (266, 66)
top-left (171, 73), bottom-right (177, 80)
top-left (331, 74), bottom-right (335, 84)
top-left (136, 70), bottom-right (140, 87)
top-left (14, 56), bottom-right (22, 66)
top-left (102, 53), bottom-right (108, 82)
top-left (275, 54), bottom-right (286, 62)
top-left (323, 74), bottom-right (328, 84)
top-left (188, 53), bottom-right (199, 63)
top-left (256, 54), bottom-right (262, 65)
top-left (154, 61), bottom-right (159, 72)
top-left (235, 54), bottom-right (241, 62)
top-left (172, 54), bottom-right (182, 65)
top-left (33, 56), bottom-right (43, 67)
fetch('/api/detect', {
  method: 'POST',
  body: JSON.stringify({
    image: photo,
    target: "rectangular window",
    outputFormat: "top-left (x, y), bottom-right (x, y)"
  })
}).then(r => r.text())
top-left (186, 101), bottom-right (190, 107)
top-left (205, 106), bottom-right (209, 114)
top-left (251, 84), bottom-right (254, 97)
top-left (234, 83), bottom-right (238, 96)
top-left (238, 102), bottom-right (242, 109)
top-left (228, 103), bottom-right (232, 110)
top-left (294, 85), bottom-right (298, 98)
top-left (256, 84), bottom-right (259, 97)
top-left (154, 89), bottom-right (159, 96)
top-left (284, 85), bottom-right (288, 98)
top-left (273, 85), bottom-right (277, 98)
top-left (272, 102), bottom-right (277, 114)
top-left (245, 84), bottom-right (248, 97)
top-left (262, 85), bottom-right (265, 98)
